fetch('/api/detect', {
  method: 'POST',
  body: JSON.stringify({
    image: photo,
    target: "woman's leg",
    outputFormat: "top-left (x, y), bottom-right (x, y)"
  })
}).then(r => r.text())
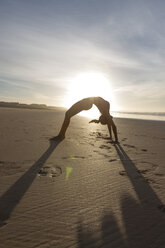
top-left (51, 98), bottom-right (94, 140)
top-left (58, 98), bottom-right (93, 137)
top-left (58, 111), bottom-right (71, 137)
top-left (103, 101), bottom-right (118, 142)
top-left (107, 123), bottom-right (112, 139)
top-left (111, 120), bottom-right (118, 142)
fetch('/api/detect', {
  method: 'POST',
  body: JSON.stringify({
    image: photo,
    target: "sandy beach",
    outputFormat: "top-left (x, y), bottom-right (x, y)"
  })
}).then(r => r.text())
top-left (0, 107), bottom-right (165, 248)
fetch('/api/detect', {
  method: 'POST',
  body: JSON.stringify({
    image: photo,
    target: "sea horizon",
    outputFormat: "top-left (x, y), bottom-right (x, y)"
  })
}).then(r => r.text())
top-left (112, 111), bottom-right (165, 121)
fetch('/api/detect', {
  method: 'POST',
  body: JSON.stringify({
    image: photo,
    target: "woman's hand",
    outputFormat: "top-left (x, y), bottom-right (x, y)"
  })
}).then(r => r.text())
top-left (89, 119), bottom-right (99, 124)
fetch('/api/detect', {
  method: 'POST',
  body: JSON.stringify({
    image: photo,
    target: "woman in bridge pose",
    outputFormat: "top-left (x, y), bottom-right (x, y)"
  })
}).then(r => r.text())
top-left (50, 97), bottom-right (118, 142)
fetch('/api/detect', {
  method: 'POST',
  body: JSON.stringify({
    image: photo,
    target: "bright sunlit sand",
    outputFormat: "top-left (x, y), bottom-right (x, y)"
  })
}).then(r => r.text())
top-left (0, 107), bottom-right (165, 248)
top-left (65, 71), bottom-right (116, 118)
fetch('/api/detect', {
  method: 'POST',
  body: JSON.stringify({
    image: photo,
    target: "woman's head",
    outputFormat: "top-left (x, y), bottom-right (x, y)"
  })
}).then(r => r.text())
top-left (99, 115), bottom-right (107, 125)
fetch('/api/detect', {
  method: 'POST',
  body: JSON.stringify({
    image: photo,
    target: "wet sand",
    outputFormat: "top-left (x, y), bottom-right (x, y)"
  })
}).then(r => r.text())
top-left (0, 107), bottom-right (165, 248)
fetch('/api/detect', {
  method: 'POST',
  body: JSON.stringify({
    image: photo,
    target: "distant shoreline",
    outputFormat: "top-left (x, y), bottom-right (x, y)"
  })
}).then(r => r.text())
top-left (0, 101), bottom-right (164, 121)
top-left (112, 111), bottom-right (165, 122)
top-left (0, 101), bottom-right (66, 111)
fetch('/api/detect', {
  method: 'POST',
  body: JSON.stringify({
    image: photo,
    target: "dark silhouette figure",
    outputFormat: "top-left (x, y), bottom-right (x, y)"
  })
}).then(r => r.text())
top-left (51, 97), bottom-right (118, 142)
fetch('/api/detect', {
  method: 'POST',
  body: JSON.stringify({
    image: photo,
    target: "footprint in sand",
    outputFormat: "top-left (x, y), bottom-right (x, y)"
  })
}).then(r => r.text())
top-left (119, 170), bottom-right (127, 176)
top-left (104, 154), bottom-right (111, 158)
top-left (123, 144), bottom-right (136, 149)
top-left (51, 167), bottom-right (62, 177)
top-left (99, 145), bottom-right (111, 150)
top-left (122, 138), bottom-right (128, 141)
top-left (144, 178), bottom-right (156, 184)
top-left (141, 149), bottom-right (148, 152)
top-left (38, 165), bottom-right (62, 178)
top-left (154, 173), bottom-right (164, 177)
top-left (109, 159), bottom-right (117, 162)
top-left (90, 131), bottom-right (111, 140)
top-left (90, 131), bottom-right (102, 137)
top-left (137, 169), bottom-right (149, 174)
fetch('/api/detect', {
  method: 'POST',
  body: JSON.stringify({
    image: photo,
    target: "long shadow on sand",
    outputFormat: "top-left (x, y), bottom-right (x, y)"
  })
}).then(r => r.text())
top-left (0, 140), bottom-right (62, 225)
top-left (77, 144), bottom-right (165, 248)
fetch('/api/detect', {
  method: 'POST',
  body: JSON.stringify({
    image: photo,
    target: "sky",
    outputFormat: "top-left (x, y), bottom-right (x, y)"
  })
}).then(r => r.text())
top-left (0, 0), bottom-right (165, 112)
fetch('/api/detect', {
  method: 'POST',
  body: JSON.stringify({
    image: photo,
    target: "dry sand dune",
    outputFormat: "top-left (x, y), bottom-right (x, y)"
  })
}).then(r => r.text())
top-left (0, 107), bottom-right (165, 248)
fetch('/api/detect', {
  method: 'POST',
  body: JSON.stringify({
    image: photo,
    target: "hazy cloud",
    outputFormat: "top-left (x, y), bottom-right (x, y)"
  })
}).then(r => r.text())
top-left (0, 0), bottom-right (165, 110)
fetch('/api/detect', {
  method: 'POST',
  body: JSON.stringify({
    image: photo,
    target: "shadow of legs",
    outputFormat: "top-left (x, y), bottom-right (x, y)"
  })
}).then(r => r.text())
top-left (0, 140), bottom-right (61, 224)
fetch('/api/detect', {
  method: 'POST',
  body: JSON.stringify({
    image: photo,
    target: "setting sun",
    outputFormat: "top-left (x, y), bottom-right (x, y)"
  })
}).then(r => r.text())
top-left (65, 72), bottom-right (115, 118)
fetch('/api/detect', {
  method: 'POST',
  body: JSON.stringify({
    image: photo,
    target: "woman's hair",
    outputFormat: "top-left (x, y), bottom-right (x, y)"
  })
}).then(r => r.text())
top-left (99, 115), bottom-right (107, 125)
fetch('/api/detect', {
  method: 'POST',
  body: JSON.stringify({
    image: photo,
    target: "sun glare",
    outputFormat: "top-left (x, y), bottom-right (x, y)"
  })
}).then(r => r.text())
top-left (65, 72), bottom-right (115, 118)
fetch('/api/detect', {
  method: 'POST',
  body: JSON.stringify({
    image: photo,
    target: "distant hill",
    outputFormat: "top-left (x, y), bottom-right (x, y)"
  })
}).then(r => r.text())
top-left (0, 101), bottom-right (66, 111)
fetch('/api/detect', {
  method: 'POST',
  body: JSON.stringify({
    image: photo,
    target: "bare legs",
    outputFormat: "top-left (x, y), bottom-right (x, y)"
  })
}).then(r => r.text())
top-left (111, 120), bottom-right (118, 142)
top-left (58, 112), bottom-right (71, 137)
top-left (107, 118), bottom-right (118, 142)
top-left (55, 98), bottom-right (93, 138)
top-left (50, 112), bottom-right (71, 140)
top-left (108, 123), bottom-right (112, 139)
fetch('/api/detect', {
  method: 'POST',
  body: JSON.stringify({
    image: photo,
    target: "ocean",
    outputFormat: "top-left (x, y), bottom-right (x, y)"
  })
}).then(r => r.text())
top-left (112, 112), bottom-right (165, 121)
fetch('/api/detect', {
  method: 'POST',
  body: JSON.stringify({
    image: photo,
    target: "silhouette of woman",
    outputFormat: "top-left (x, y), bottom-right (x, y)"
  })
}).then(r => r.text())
top-left (50, 97), bottom-right (118, 142)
